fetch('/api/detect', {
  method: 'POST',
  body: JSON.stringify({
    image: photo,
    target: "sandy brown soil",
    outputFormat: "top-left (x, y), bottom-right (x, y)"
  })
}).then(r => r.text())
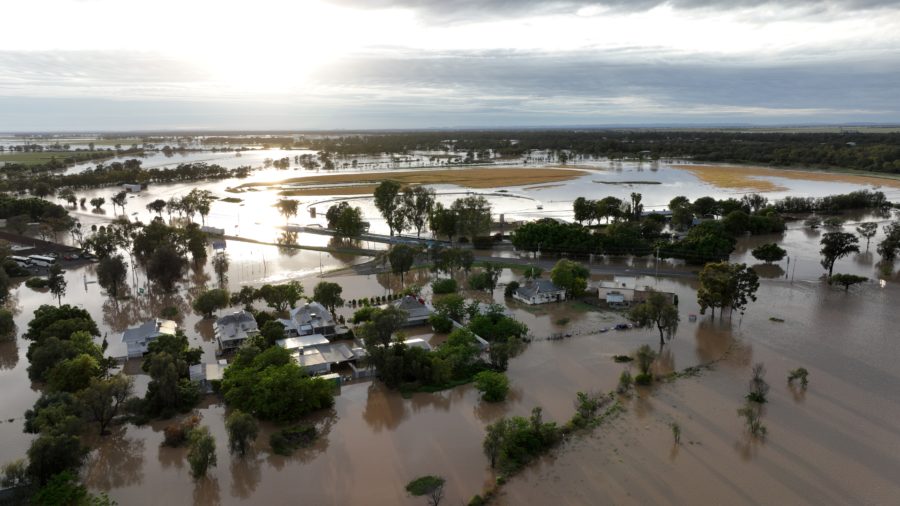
top-left (674, 164), bottom-right (900, 192)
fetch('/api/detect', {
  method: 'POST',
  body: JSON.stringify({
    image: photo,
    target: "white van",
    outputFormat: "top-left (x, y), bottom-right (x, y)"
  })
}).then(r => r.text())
top-left (27, 255), bottom-right (56, 268)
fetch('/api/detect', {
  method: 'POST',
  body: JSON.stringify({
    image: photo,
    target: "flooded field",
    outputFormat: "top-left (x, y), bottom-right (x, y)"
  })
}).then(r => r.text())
top-left (500, 280), bottom-right (900, 505)
top-left (2, 151), bottom-right (900, 504)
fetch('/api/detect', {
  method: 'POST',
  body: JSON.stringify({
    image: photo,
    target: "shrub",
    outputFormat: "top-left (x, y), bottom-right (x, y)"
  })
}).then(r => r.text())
top-left (612, 355), bottom-right (633, 363)
top-left (474, 371), bottom-right (509, 402)
top-left (162, 415), bottom-right (201, 447)
top-left (788, 367), bottom-right (809, 388)
top-left (504, 280), bottom-right (519, 298)
top-left (406, 475), bottom-right (445, 504)
top-left (25, 277), bottom-right (48, 289)
top-left (431, 278), bottom-right (458, 295)
top-left (428, 313), bottom-right (454, 333)
top-left (353, 305), bottom-right (378, 324)
top-left (160, 306), bottom-right (179, 319)
top-left (270, 425), bottom-right (317, 456)
top-left (670, 422), bottom-right (681, 444)
top-left (737, 403), bottom-right (767, 437)
top-left (746, 363), bottom-right (769, 403)
top-left (617, 370), bottom-right (633, 394)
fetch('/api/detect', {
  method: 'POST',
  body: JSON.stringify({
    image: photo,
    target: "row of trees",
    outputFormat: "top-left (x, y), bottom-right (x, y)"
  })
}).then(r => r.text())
top-left (372, 181), bottom-right (492, 241)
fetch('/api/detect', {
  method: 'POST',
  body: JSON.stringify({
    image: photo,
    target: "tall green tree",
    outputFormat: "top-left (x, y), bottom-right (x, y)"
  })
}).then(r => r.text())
top-left (429, 203), bottom-right (458, 243)
top-left (401, 186), bottom-right (436, 238)
top-left (47, 263), bottom-right (67, 306)
top-left (388, 244), bottom-right (417, 284)
top-left (451, 195), bottom-right (491, 241)
top-left (550, 259), bottom-right (589, 298)
top-left (225, 410), bottom-right (259, 457)
top-left (312, 281), bottom-right (344, 317)
top-left (187, 426), bottom-right (217, 479)
top-left (374, 180), bottom-right (404, 236)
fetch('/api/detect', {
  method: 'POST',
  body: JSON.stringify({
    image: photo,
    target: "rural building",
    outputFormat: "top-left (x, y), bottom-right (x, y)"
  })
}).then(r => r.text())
top-left (513, 279), bottom-right (566, 305)
top-left (121, 319), bottom-right (177, 358)
top-left (280, 302), bottom-right (342, 338)
top-left (276, 335), bottom-right (358, 375)
top-left (391, 295), bottom-right (433, 326)
top-left (215, 311), bottom-right (259, 352)
top-left (122, 183), bottom-right (142, 192)
top-left (596, 276), bottom-right (675, 307)
top-left (189, 361), bottom-right (226, 393)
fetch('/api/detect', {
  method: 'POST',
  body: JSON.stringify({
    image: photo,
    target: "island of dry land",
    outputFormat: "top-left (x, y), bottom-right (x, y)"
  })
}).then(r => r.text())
top-left (235, 166), bottom-right (588, 196)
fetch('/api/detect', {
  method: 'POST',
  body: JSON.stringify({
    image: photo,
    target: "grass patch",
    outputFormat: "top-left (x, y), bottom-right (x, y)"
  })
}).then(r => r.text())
top-left (674, 164), bottom-right (900, 192)
top-left (241, 167), bottom-right (588, 196)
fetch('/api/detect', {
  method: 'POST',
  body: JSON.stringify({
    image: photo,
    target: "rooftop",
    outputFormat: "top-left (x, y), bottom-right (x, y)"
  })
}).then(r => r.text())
top-left (515, 279), bottom-right (563, 299)
top-left (276, 334), bottom-right (331, 351)
top-left (122, 319), bottom-right (177, 343)
top-left (215, 311), bottom-right (259, 343)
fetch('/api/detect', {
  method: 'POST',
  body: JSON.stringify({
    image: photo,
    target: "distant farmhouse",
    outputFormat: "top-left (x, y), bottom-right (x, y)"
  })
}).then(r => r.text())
top-left (596, 276), bottom-right (675, 307)
top-left (215, 311), bottom-right (259, 353)
top-left (121, 319), bottom-right (177, 358)
top-left (513, 279), bottom-right (566, 305)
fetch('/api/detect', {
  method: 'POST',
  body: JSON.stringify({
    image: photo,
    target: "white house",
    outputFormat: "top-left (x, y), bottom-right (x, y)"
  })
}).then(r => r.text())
top-left (122, 183), bottom-right (142, 193)
top-left (596, 276), bottom-right (675, 307)
top-left (121, 319), bottom-right (177, 358)
top-left (513, 279), bottom-right (566, 305)
top-left (215, 311), bottom-right (259, 352)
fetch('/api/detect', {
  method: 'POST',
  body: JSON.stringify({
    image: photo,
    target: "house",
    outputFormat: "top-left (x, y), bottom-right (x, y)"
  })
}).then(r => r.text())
top-left (279, 302), bottom-right (339, 338)
top-left (391, 295), bottom-right (433, 326)
top-left (122, 183), bottom-right (142, 193)
top-left (121, 319), bottom-right (177, 358)
top-left (189, 361), bottom-right (226, 393)
top-left (513, 279), bottom-right (566, 305)
top-left (596, 276), bottom-right (675, 307)
top-left (215, 311), bottom-right (259, 352)
top-left (276, 335), bottom-right (358, 375)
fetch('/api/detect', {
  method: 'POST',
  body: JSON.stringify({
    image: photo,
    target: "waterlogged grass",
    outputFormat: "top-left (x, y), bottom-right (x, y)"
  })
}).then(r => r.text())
top-left (240, 167), bottom-right (588, 196)
top-left (674, 164), bottom-right (900, 192)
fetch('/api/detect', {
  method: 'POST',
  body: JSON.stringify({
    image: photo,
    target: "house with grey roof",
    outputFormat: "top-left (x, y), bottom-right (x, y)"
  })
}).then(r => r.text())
top-left (279, 301), bottom-right (339, 338)
top-left (215, 311), bottom-right (259, 352)
top-left (121, 319), bottom-right (178, 358)
top-left (391, 295), bottom-right (434, 327)
top-left (512, 279), bottom-right (566, 305)
top-left (276, 335), bottom-right (358, 375)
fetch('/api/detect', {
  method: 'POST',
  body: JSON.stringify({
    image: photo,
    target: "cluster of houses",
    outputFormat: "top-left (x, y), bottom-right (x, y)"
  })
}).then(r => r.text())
top-left (117, 297), bottom-right (439, 381)
top-left (117, 273), bottom-right (660, 391)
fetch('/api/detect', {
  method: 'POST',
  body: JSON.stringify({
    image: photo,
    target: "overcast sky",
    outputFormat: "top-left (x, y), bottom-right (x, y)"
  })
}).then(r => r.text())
top-left (2, 0), bottom-right (899, 131)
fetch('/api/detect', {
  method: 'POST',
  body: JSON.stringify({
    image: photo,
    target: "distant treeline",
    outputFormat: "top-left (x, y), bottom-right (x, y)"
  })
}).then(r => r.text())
top-left (0, 148), bottom-right (142, 173)
top-left (300, 130), bottom-right (900, 174)
top-left (0, 160), bottom-right (253, 193)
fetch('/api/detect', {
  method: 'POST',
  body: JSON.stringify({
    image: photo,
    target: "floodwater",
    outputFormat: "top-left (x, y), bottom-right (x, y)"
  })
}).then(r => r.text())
top-left (500, 280), bottom-right (900, 505)
top-left (2, 154), bottom-right (900, 503)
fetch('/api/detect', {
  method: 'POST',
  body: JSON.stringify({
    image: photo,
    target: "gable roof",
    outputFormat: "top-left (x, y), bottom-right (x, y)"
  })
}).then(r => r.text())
top-left (122, 319), bottom-right (177, 343)
top-left (392, 295), bottom-right (433, 320)
top-left (215, 311), bottom-right (259, 342)
top-left (515, 279), bottom-right (563, 299)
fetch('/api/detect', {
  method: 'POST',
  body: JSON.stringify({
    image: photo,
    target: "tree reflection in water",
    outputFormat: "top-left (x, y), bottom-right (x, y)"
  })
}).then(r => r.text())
top-left (193, 476), bottom-right (221, 506)
top-left (276, 231), bottom-right (300, 257)
top-left (265, 409), bottom-right (336, 470)
top-left (83, 426), bottom-right (145, 490)
top-left (229, 454), bottom-right (262, 499)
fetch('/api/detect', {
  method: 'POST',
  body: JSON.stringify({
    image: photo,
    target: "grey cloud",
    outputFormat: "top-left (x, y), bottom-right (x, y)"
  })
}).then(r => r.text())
top-left (327, 0), bottom-right (900, 19)
top-left (2, 49), bottom-right (899, 130)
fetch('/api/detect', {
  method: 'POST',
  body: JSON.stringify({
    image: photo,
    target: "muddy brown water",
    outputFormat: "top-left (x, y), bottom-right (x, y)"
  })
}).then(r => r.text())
top-left (1, 203), bottom-right (899, 502)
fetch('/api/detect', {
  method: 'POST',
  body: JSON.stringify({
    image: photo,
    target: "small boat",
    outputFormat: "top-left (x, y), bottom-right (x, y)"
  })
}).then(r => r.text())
top-left (536, 204), bottom-right (543, 210)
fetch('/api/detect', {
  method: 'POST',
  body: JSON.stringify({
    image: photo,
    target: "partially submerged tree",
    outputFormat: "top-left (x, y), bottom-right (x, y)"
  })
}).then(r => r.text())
top-left (751, 243), bottom-right (786, 264)
top-left (856, 222), bottom-right (878, 252)
top-left (550, 259), bottom-right (589, 298)
top-left (312, 281), bottom-right (344, 317)
top-left (828, 273), bottom-right (867, 291)
top-left (819, 232), bottom-right (859, 277)
top-left (629, 291), bottom-right (679, 347)
top-left (388, 244), bottom-right (416, 284)
top-left (374, 180), bottom-right (404, 236)
top-left (225, 410), bottom-right (259, 457)
top-left (187, 426), bottom-right (217, 479)
top-left (405, 475), bottom-right (445, 506)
